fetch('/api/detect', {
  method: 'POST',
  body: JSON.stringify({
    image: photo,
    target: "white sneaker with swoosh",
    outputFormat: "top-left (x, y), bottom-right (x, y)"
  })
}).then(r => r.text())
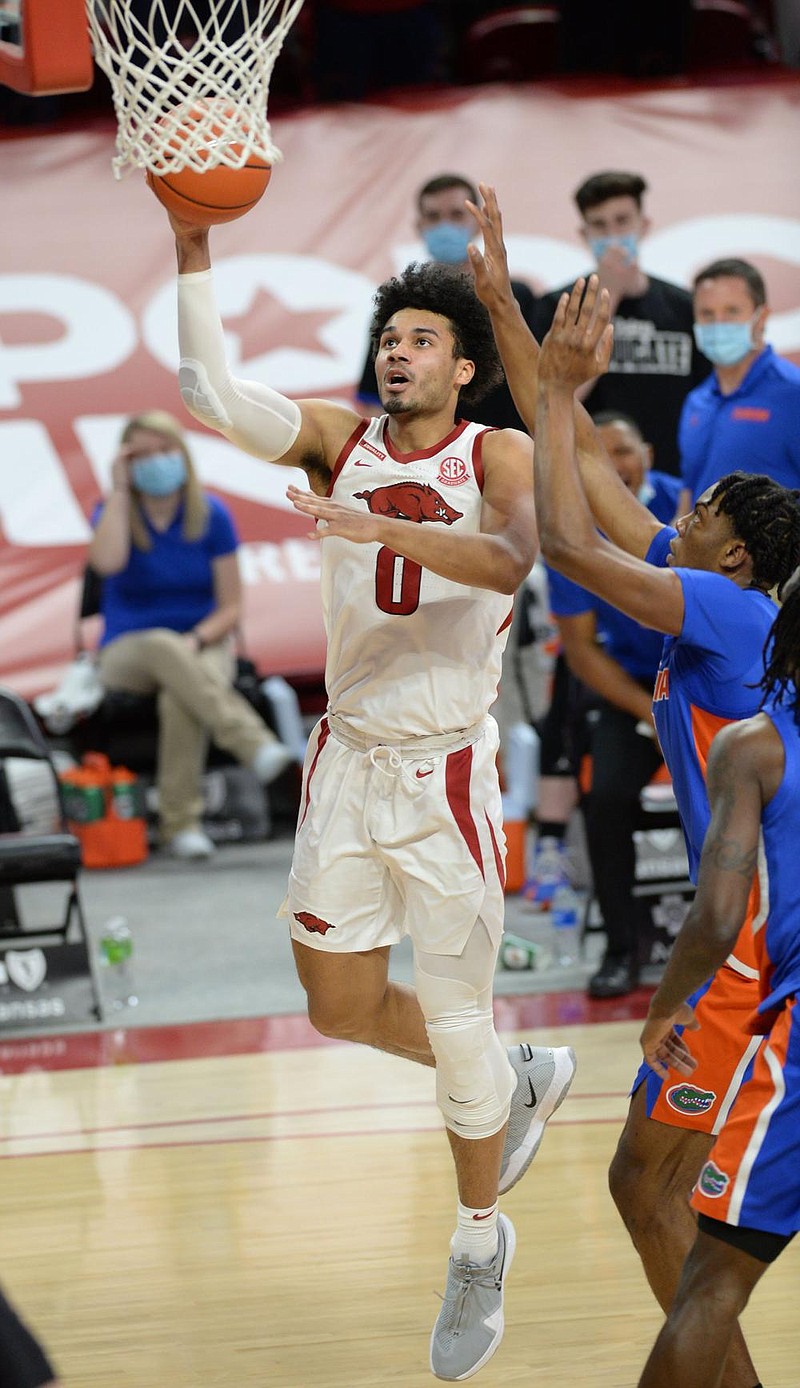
top-left (499, 1044), bottom-right (577, 1195)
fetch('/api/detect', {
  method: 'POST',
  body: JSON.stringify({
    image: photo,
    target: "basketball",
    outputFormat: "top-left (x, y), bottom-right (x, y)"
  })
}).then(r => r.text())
top-left (145, 105), bottom-right (272, 227)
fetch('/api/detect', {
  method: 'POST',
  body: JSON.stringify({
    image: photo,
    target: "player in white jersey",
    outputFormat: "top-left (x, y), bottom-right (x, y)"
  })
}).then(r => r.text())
top-left (321, 414), bottom-right (510, 741)
top-left (166, 210), bottom-right (576, 1382)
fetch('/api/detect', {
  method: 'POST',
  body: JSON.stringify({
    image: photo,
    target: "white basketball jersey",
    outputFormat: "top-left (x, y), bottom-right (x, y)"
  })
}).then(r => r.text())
top-left (321, 416), bottom-right (514, 742)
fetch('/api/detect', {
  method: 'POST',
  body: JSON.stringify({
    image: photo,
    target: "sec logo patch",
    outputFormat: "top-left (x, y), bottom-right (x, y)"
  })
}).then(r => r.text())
top-left (437, 456), bottom-right (468, 486)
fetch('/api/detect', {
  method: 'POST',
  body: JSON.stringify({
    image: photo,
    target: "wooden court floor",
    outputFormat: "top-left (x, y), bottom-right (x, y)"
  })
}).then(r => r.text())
top-left (2, 1015), bottom-right (799, 1387)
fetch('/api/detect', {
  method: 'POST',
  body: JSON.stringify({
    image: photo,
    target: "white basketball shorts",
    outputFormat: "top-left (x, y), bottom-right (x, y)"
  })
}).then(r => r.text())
top-left (284, 715), bottom-right (507, 956)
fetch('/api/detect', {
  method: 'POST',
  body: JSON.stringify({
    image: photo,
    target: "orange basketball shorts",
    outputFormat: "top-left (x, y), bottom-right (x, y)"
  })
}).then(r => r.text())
top-left (632, 962), bottom-right (765, 1135)
top-left (692, 996), bottom-right (800, 1235)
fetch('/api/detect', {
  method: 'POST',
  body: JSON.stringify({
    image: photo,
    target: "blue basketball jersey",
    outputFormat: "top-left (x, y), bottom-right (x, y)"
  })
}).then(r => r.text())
top-left (756, 699), bottom-right (800, 1017)
top-left (646, 527), bottom-right (778, 881)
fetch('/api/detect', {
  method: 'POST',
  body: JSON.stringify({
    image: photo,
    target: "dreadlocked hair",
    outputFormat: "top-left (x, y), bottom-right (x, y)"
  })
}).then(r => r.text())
top-left (710, 472), bottom-right (800, 597)
top-left (761, 579), bottom-right (800, 724)
top-left (369, 262), bottom-right (503, 407)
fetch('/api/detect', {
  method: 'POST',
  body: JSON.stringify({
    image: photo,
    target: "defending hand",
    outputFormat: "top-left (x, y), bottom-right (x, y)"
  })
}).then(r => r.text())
top-left (465, 184), bottom-right (516, 312)
top-left (640, 1002), bottom-right (699, 1079)
top-left (538, 275), bottom-right (614, 388)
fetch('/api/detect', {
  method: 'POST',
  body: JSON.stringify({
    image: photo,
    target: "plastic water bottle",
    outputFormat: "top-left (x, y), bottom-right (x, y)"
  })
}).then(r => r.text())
top-left (99, 917), bottom-right (138, 1010)
top-left (550, 884), bottom-right (581, 967)
top-left (522, 835), bottom-right (569, 911)
top-left (500, 721), bottom-right (540, 821)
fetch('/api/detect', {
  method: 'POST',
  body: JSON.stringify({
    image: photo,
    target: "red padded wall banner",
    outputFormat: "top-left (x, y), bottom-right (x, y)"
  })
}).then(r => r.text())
top-left (1, 79), bottom-right (799, 696)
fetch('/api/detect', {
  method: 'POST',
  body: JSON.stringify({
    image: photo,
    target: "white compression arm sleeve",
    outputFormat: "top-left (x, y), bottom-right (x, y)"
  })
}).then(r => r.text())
top-left (177, 269), bottom-right (302, 462)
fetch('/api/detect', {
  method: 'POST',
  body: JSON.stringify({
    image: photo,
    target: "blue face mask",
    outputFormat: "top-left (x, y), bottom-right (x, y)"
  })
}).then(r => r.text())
top-left (588, 233), bottom-right (639, 265)
top-left (693, 318), bottom-right (756, 367)
top-left (131, 451), bottom-right (187, 496)
top-left (423, 222), bottom-right (473, 266)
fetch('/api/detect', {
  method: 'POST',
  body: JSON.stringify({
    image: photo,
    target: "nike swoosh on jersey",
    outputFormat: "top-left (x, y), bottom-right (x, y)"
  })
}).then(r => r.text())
top-left (416, 767), bottom-right (434, 779)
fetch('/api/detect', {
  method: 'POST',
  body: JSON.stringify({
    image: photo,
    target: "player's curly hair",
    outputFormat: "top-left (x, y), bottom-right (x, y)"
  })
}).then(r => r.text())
top-left (369, 262), bottom-right (503, 407)
top-left (710, 472), bottom-right (800, 598)
top-left (761, 573), bottom-right (800, 723)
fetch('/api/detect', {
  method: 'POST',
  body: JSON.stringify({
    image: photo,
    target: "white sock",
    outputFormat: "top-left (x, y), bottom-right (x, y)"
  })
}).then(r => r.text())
top-left (450, 1201), bottom-right (499, 1265)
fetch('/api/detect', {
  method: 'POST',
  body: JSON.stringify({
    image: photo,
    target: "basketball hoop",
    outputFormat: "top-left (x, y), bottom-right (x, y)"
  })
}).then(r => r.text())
top-left (86, 0), bottom-right (305, 178)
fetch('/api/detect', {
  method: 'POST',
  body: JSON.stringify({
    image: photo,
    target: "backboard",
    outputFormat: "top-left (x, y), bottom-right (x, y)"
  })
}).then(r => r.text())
top-left (0, 0), bottom-right (93, 95)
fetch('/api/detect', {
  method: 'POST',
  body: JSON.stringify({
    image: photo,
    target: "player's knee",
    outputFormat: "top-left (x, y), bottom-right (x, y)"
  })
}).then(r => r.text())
top-left (675, 1236), bottom-right (753, 1321)
top-left (429, 1013), bottom-right (513, 1139)
top-left (417, 972), bottom-right (512, 1140)
top-left (609, 1135), bottom-right (640, 1213)
top-left (608, 1124), bottom-right (657, 1223)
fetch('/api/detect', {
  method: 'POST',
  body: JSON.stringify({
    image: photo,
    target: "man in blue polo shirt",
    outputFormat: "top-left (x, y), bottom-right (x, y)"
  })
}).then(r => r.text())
top-left (679, 257), bottom-right (800, 507)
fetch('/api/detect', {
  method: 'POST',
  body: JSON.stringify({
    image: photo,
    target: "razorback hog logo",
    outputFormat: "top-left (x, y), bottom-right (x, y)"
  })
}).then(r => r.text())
top-left (354, 483), bottom-right (463, 525)
top-left (295, 911), bottom-right (335, 936)
top-left (666, 1083), bottom-right (716, 1116)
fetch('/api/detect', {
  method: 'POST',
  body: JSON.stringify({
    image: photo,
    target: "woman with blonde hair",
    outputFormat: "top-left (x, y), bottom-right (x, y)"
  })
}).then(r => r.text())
top-left (90, 410), bottom-right (291, 859)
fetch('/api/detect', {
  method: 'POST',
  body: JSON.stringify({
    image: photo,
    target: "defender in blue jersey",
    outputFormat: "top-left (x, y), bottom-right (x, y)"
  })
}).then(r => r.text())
top-left (467, 187), bottom-right (800, 1388)
top-left (637, 570), bottom-right (800, 1388)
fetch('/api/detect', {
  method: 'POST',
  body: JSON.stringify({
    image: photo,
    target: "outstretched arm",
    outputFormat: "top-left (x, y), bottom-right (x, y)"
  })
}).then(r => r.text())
top-left (534, 277), bottom-right (685, 635)
top-left (170, 216), bottom-right (358, 485)
top-left (467, 186), bottom-right (662, 562)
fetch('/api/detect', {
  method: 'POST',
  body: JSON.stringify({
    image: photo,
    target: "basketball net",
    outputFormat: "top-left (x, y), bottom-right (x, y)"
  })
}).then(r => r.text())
top-left (86, 0), bottom-right (305, 178)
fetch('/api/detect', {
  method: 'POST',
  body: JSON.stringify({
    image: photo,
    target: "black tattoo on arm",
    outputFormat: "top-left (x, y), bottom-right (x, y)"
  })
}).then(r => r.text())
top-left (701, 755), bottom-right (759, 881)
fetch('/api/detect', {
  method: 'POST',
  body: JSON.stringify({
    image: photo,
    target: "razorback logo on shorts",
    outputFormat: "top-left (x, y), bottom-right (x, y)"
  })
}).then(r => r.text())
top-left (295, 911), bottom-right (335, 936)
top-left (697, 1160), bottom-right (730, 1198)
top-left (666, 1083), bottom-right (717, 1116)
top-left (354, 482), bottom-right (463, 525)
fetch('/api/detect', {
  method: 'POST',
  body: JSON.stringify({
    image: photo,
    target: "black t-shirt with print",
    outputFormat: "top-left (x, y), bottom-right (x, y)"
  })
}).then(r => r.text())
top-left (532, 275), bottom-right (711, 476)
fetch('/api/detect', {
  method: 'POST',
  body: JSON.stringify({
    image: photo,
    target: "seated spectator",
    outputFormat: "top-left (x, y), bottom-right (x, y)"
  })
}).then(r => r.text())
top-left (546, 411), bottom-right (682, 997)
top-left (89, 410), bottom-right (292, 860)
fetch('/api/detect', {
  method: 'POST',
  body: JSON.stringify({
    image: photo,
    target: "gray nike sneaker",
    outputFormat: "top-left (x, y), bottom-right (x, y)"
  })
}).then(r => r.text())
top-left (430, 1212), bottom-right (516, 1381)
top-left (499, 1044), bottom-right (577, 1195)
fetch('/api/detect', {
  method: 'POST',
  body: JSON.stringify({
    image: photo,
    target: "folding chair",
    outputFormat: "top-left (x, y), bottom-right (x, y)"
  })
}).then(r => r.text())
top-left (0, 686), bottom-right (102, 1022)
